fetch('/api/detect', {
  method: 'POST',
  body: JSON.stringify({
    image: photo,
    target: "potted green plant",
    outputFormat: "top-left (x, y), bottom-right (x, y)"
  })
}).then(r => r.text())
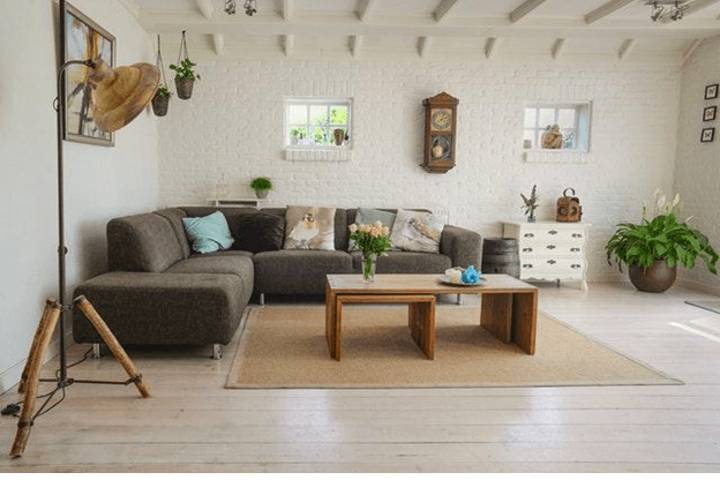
top-left (606, 191), bottom-right (718, 293)
top-left (151, 85), bottom-right (172, 117)
top-left (169, 58), bottom-right (200, 100)
top-left (250, 177), bottom-right (273, 199)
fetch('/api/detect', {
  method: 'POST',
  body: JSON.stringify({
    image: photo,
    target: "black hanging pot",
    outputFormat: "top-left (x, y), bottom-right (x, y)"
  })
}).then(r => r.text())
top-left (175, 77), bottom-right (194, 100)
top-left (151, 91), bottom-right (170, 116)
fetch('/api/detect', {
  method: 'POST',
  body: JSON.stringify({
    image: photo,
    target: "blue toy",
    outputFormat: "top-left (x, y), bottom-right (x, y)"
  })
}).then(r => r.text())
top-left (461, 265), bottom-right (480, 284)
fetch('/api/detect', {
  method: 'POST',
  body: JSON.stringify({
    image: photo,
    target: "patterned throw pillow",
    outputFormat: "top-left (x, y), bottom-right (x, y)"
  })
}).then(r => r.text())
top-left (348, 208), bottom-right (397, 251)
top-left (284, 206), bottom-right (336, 251)
top-left (390, 209), bottom-right (445, 253)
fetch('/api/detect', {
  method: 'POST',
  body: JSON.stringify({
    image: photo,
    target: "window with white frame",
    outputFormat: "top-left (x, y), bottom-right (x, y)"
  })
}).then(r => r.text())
top-left (523, 103), bottom-right (591, 151)
top-left (285, 98), bottom-right (352, 148)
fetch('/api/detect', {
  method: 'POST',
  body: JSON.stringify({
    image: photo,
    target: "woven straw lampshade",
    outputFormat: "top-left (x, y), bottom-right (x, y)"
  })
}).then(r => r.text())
top-left (88, 60), bottom-right (160, 133)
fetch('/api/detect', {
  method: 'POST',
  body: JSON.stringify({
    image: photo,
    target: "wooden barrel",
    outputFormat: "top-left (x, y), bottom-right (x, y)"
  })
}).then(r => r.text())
top-left (481, 238), bottom-right (520, 278)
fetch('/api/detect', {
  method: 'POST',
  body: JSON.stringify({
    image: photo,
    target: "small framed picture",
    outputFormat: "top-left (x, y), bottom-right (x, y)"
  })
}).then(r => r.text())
top-left (705, 84), bottom-right (719, 100)
top-left (701, 127), bottom-right (715, 143)
top-left (704, 106), bottom-right (717, 122)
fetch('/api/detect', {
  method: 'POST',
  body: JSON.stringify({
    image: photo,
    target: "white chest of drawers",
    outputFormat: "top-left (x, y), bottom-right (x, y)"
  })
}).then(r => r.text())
top-left (502, 221), bottom-right (590, 290)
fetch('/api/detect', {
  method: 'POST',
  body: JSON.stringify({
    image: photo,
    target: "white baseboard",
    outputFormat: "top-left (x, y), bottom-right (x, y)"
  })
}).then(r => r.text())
top-left (677, 277), bottom-right (720, 296)
top-left (0, 330), bottom-right (75, 395)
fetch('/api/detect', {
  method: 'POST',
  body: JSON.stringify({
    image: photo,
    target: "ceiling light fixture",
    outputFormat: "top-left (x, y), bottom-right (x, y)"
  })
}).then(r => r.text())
top-left (224, 0), bottom-right (258, 16)
top-left (645, 0), bottom-right (687, 22)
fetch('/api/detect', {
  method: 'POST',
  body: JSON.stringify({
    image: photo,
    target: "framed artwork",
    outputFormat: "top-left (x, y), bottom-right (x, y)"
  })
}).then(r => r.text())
top-left (705, 84), bottom-right (719, 100)
top-left (701, 127), bottom-right (715, 143)
top-left (63, 3), bottom-right (116, 146)
top-left (703, 106), bottom-right (717, 122)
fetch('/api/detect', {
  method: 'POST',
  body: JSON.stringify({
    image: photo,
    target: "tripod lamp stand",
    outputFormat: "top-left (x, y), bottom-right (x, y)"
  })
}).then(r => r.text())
top-left (9, 11), bottom-right (160, 458)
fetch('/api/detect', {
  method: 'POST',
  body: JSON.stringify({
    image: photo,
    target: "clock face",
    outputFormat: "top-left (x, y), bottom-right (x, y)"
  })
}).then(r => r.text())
top-left (430, 108), bottom-right (452, 131)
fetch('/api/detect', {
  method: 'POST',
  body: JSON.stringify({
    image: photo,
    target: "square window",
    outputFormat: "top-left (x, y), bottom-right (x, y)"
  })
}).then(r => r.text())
top-left (285, 98), bottom-right (352, 148)
top-left (523, 103), bottom-right (591, 152)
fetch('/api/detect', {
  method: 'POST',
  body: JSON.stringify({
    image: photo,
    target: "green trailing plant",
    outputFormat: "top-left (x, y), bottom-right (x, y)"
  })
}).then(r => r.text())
top-left (155, 85), bottom-right (172, 98)
top-left (169, 58), bottom-right (200, 81)
top-left (250, 177), bottom-right (273, 191)
top-left (606, 191), bottom-right (719, 274)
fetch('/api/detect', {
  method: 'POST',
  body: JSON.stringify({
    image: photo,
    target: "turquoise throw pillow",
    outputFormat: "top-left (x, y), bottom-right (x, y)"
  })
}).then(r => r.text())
top-left (182, 211), bottom-right (234, 254)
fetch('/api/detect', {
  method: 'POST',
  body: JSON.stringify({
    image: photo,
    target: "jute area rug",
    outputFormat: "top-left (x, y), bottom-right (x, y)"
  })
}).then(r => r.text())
top-left (226, 305), bottom-right (679, 389)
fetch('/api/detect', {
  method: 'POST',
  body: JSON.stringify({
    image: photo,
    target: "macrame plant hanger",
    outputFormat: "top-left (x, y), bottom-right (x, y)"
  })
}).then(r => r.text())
top-left (151, 34), bottom-right (171, 116)
top-left (174, 30), bottom-right (196, 100)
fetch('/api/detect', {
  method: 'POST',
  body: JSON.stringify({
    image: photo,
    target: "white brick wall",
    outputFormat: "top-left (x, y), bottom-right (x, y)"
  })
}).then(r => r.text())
top-left (158, 60), bottom-right (681, 281)
top-left (675, 37), bottom-right (720, 293)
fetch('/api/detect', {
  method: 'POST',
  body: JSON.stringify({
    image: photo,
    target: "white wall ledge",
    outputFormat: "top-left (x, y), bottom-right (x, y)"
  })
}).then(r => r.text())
top-left (523, 149), bottom-right (589, 164)
top-left (284, 147), bottom-right (352, 162)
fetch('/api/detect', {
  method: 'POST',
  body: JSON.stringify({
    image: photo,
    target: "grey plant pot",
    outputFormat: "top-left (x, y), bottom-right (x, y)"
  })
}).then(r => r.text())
top-left (175, 77), bottom-right (194, 100)
top-left (255, 189), bottom-right (269, 199)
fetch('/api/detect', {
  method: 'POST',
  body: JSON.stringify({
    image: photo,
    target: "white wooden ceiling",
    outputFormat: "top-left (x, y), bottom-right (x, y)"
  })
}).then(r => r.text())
top-left (124, 0), bottom-right (720, 63)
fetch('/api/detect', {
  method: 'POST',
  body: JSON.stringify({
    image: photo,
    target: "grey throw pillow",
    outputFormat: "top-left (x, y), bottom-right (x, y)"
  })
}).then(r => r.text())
top-left (348, 208), bottom-right (397, 251)
top-left (284, 206), bottom-right (336, 250)
top-left (390, 209), bottom-right (444, 253)
top-left (233, 212), bottom-right (285, 253)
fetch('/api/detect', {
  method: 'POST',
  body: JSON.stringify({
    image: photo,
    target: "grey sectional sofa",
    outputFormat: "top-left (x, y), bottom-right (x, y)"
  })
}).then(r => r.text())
top-left (73, 206), bottom-right (481, 355)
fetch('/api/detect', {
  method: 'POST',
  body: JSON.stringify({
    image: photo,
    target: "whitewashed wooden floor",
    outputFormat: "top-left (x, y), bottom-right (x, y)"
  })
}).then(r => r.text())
top-left (1, 282), bottom-right (720, 473)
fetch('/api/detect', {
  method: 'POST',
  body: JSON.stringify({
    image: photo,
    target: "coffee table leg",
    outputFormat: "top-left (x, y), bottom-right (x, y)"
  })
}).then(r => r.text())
top-left (512, 291), bottom-right (538, 355)
top-left (408, 300), bottom-right (435, 360)
top-left (333, 297), bottom-right (343, 361)
top-left (325, 284), bottom-right (337, 359)
top-left (480, 293), bottom-right (513, 343)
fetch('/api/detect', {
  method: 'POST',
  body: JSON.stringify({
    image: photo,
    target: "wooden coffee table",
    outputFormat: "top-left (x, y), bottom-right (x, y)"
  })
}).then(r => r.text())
top-left (325, 274), bottom-right (539, 361)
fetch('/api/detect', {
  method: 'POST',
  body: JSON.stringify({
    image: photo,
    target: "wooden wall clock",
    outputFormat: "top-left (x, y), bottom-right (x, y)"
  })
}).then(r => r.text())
top-left (422, 92), bottom-right (459, 173)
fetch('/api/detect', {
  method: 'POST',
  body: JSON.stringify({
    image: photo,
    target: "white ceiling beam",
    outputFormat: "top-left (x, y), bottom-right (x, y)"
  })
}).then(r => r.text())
top-left (551, 38), bottom-right (565, 59)
top-left (281, 0), bottom-right (293, 21)
top-left (141, 13), bottom-right (720, 39)
top-left (282, 34), bottom-right (294, 57)
top-left (418, 36), bottom-right (432, 58)
top-left (357, 0), bottom-right (376, 22)
top-left (682, 38), bottom-right (702, 64)
top-left (212, 33), bottom-right (224, 56)
top-left (350, 35), bottom-right (363, 57)
top-left (618, 38), bottom-right (636, 60)
top-left (484, 37), bottom-right (500, 59)
top-left (584, 0), bottom-right (635, 24)
top-left (509, 0), bottom-right (547, 24)
top-left (433, 0), bottom-right (459, 23)
top-left (684, 0), bottom-right (720, 16)
top-left (194, 0), bottom-right (213, 19)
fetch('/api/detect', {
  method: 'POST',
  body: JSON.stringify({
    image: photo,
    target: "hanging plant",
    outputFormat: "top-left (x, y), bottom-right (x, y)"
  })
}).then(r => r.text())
top-left (151, 35), bottom-right (172, 116)
top-left (170, 30), bottom-right (200, 100)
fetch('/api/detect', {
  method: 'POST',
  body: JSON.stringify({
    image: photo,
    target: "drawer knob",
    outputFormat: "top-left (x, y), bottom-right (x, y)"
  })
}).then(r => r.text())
top-left (546, 245), bottom-right (556, 250)
top-left (570, 247), bottom-right (580, 252)
top-left (522, 264), bottom-right (533, 268)
top-left (572, 233), bottom-right (583, 238)
top-left (571, 264), bottom-right (581, 269)
top-left (547, 259), bottom-right (557, 265)
top-left (522, 247), bottom-right (533, 252)
top-left (548, 230), bottom-right (558, 235)
top-left (524, 233), bottom-right (535, 238)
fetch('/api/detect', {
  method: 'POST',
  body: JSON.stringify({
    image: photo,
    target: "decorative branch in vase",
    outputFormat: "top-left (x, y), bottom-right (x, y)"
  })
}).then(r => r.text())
top-left (348, 221), bottom-right (392, 283)
top-left (521, 184), bottom-right (539, 223)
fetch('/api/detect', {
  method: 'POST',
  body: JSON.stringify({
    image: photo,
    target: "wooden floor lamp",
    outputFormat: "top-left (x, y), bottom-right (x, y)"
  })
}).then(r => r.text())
top-left (8, 0), bottom-right (157, 458)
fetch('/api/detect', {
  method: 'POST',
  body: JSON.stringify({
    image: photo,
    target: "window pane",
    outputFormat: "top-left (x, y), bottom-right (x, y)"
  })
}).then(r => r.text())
top-left (523, 129), bottom-right (535, 149)
top-left (538, 108), bottom-right (555, 128)
top-left (524, 108), bottom-right (537, 128)
top-left (558, 108), bottom-right (576, 129)
top-left (329, 105), bottom-right (348, 125)
top-left (288, 126), bottom-right (308, 144)
top-left (310, 105), bottom-right (329, 126)
top-left (311, 126), bottom-right (329, 145)
top-left (288, 104), bottom-right (307, 124)
top-left (562, 129), bottom-right (576, 149)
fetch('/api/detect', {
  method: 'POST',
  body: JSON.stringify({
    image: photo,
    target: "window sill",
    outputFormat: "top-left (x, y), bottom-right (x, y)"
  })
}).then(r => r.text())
top-left (523, 149), bottom-right (589, 164)
top-left (284, 147), bottom-right (352, 162)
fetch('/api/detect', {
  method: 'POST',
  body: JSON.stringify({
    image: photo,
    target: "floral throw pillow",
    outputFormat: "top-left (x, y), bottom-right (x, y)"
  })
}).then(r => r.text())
top-left (284, 206), bottom-right (336, 250)
top-left (390, 209), bottom-right (444, 253)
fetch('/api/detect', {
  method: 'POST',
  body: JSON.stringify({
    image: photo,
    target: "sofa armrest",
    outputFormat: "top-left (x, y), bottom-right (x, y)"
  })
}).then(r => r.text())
top-left (440, 225), bottom-right (482, 268)
top-left (72, 272), bottom-right (246, 346)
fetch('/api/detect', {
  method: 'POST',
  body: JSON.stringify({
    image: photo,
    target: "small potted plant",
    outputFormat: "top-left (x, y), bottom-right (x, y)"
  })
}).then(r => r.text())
top-left (169, 58), bottom-right (200, 100)
top-left (151, 85), bottom-right (172, 116)
top-left (250, 177), bottom-right (272, 199)
top-left (348, 221), bottom-right (392, 283)
top-left (606, 190), bottom-right (718, 293)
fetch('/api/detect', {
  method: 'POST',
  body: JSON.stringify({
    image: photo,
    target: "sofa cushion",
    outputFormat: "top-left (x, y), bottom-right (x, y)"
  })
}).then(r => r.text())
top-left (107, 213), bottom-right (185, 273)
top-left (232, 212), bottom-right (285, 253)
top-left (254, 250), bottom-right (352, 295)
top-left (284, 205), bottom-right (336, 251)
top-left (351, 251), bottom-right (451, 274)
top-left (183, 211), bottom-right (235, 254)
top-left (165, 254), bottom-right (254, 292)
top-left (263, 207), bottom-right (348, 251)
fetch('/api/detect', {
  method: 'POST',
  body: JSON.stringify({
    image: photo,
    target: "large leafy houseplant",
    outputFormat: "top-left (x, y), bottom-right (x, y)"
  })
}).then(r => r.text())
top-left (606, 191), bottom-right (718, 292)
